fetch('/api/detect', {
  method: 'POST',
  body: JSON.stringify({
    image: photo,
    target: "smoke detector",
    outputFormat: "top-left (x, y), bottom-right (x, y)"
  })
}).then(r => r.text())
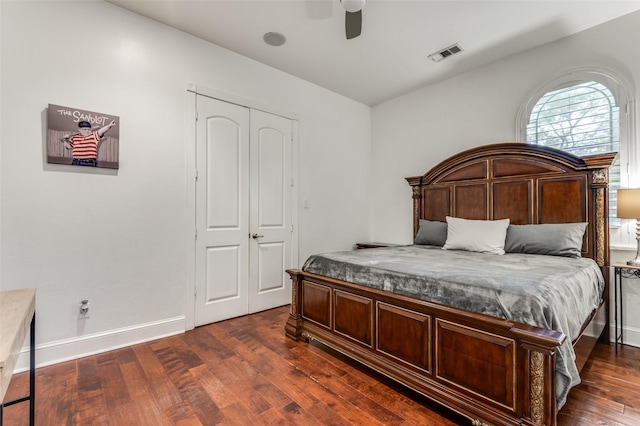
top-left (428, 43), bottom-right (463, 62)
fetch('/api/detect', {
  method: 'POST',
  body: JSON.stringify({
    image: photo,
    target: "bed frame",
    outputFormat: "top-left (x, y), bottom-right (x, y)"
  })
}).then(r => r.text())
top-left (285, 143), bottom-right (616, 426)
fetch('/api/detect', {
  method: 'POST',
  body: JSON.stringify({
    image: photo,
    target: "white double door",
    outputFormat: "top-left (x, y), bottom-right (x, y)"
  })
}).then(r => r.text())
top-left (194, 94), bottom-right (293, 326)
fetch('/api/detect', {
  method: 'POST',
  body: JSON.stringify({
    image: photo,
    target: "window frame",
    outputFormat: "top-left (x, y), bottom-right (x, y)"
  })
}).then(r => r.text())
top-left (516, 67), bottom-right (637, 248)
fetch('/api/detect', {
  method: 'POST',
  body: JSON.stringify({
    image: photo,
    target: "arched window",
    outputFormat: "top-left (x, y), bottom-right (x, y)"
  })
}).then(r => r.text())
top-left (526, 81), bottom-right (619, 155)
top-left (517, 68), bottom-right (636, 245)
top-left (526, 81), bottom-right (620, 221)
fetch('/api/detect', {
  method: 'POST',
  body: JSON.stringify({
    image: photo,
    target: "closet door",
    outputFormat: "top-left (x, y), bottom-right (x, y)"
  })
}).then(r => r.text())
top-left (248, 109), bottom-right (292, 313)
top-left (194, 95), bottom-right (294, 326)
top-left (195, 96), bottom-right (250, 325)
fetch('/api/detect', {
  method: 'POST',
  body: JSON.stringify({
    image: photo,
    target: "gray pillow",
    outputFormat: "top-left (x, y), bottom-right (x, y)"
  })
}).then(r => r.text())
top-left (414, 219), bottom-right (448, 247)
top-left (504, 223), bottom-right (587, 258)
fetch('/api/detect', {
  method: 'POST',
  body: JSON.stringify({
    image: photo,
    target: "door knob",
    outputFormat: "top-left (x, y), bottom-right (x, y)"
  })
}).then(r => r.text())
top-left (252, 233), bottom-right (264, 239)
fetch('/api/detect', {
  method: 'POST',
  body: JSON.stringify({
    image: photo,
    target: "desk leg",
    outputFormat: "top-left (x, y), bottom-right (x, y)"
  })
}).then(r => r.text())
top-left (620, 275), bottom-right (624, 348)
top-left (29, 313), bottom-right (35, 426)
top-left (614, 268), bottom-right (626, 353)
top-left (615, 268), bottom-right (619, 353)
top-left (0, 313), bottom-right (36, 426)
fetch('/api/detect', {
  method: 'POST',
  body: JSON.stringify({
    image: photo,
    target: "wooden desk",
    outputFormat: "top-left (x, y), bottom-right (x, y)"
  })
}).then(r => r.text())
top-left (0, 289), bottom-right (36, 426)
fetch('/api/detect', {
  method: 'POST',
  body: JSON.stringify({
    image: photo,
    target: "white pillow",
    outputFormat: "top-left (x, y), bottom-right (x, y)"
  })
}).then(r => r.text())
top-left (443, 216), bottom-right (510, 255)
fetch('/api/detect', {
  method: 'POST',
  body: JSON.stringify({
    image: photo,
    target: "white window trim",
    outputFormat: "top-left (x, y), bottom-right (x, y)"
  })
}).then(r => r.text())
top-left (515, 66), bottom-right (637, 248)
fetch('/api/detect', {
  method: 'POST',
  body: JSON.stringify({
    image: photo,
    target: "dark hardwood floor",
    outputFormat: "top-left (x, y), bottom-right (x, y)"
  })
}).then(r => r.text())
top-left (3, 306), bottom-right (640, 425)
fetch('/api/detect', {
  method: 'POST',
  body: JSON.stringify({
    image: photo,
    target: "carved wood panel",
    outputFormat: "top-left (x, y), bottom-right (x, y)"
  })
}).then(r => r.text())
top-left (377, 303), bottom-right (431, 372)
top-left (492, 157), bottom-right (564, 178)
top-left (334, 290), bottom-right (373, 346)
top-left (440, 161), bottom-right (487, 182)
top-left (422, 187), bottom-right (450, 222)
top-left (492, 181), bottom-right (532, 224)
top-left (454, 184), bottom-right (488, 219)
top-left (436, 319), bottom-right (516, 410)
top-left (537, 176), bottom-right (587, 224)
top-left (301, 281), bottom-right (331, 328)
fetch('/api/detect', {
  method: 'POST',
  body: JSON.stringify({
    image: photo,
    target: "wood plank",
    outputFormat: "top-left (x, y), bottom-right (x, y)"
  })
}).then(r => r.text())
top-left (96, 351), bottom-right (148, 425)
top-left (132, 342), bottom-right (203, 424)
top-left (75, 356), bottom-right (110, 425)
top-left (120, 360), bottom-right (173, 425)
top-left (152, 343), bottom-right (223, 424)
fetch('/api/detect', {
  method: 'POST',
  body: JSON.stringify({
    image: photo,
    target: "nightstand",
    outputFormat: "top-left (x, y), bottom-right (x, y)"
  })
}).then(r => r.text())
top-left (612, 263), bottom-right (640, 353)
top-left (355, 242), bottom-right (399, 249)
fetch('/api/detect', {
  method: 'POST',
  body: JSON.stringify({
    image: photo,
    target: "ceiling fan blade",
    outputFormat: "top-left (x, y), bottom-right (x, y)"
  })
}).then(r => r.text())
top-left (345, 10), bottom-right (362, 39)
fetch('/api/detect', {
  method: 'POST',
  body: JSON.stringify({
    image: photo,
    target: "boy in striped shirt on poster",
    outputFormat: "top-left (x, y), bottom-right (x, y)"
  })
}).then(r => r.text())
top-left (61, 119), bottom-right (116, 167)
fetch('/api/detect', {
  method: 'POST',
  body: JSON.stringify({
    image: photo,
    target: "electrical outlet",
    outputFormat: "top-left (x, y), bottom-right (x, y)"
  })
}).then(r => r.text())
top-left (79, 299), bottom-right (90, 319)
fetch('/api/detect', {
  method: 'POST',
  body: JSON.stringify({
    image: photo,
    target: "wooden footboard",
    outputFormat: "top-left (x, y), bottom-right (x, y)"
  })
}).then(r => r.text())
top-left (285, 269), bottom-right (566, 426)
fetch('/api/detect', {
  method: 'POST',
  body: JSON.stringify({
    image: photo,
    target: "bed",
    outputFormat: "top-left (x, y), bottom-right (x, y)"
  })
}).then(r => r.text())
top-left (285, 143), bottom-right (615, 426)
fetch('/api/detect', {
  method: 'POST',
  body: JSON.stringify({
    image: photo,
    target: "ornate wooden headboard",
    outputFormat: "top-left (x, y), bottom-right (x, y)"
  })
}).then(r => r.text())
top-left (406, 143), bottom-right (617, 266)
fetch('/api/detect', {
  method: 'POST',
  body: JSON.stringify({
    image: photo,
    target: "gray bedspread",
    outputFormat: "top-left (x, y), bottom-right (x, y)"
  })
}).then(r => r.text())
top-left (302, 245), bottom-right (605, 408)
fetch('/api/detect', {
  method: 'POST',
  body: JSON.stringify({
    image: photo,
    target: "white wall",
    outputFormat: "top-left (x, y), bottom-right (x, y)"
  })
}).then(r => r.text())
top-left (371, 11), bottom-right (640, 347)
top-left (0, 0), bottom-right (371, 367)
top-left (0, 2), bottom-right (3, 292)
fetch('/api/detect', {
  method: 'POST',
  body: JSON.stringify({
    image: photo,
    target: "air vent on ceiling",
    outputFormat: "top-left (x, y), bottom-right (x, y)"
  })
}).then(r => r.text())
top-left (428, 43), bottom-right (463, 62)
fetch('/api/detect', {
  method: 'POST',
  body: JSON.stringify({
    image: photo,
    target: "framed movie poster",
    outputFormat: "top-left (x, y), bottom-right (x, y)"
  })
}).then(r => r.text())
top-left (47, 104), bottom-right (120, 169)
